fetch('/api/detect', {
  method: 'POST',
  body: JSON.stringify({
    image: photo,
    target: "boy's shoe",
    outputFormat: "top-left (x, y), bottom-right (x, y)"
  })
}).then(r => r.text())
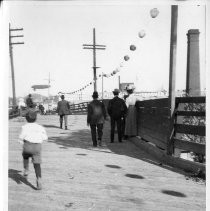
top-left (36, 178), bottom-right (42, 190)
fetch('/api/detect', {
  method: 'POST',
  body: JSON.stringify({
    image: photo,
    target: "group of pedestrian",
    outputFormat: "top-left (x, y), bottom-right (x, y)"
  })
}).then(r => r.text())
top-left (17, 86), bottom-right (137, 190)
top-left (87, 84), bottom-right (137, 147)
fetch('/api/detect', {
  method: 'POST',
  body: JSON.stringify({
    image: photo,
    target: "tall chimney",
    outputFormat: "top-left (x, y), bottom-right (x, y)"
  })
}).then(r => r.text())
top-left (186, 29), bottom-right (201, 96)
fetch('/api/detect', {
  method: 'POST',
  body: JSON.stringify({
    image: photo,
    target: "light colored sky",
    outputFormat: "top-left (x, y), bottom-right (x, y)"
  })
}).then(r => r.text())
top-left (2, 1), bottom-right (207, 97)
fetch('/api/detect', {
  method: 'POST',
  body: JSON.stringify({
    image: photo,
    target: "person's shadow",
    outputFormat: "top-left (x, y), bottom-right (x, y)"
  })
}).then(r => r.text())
top-left (8, 169), bottom-right (37, 190)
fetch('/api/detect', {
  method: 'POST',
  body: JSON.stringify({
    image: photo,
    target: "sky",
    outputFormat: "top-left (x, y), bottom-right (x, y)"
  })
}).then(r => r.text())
top-left (1, 0), bottom-right (207, 99)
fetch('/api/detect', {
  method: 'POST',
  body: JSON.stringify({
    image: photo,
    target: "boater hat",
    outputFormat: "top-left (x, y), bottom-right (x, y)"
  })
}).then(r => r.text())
top-left (113, 89), bottom-right (120, 94)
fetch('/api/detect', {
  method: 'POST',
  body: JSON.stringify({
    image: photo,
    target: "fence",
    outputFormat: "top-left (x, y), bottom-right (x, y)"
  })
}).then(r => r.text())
top-left (172, 96), bottom-right (205, 156)
top-left (135, 96), bottom-right (206, 158)
top-left (9, 106), bottom-right (20, 119)
top-left (70, 102), bottom-right (89, 114)
top-left (136, 98), bottom-right (169, 150)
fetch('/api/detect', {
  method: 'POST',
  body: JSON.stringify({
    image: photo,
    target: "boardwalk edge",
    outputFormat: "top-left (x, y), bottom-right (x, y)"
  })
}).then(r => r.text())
top-left (129, 137), bottom-right (205, 174)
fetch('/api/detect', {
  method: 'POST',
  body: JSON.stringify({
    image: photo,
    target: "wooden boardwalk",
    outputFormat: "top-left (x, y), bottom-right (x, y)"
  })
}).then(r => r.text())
top-left (8, 114), bottom-right (205, 211)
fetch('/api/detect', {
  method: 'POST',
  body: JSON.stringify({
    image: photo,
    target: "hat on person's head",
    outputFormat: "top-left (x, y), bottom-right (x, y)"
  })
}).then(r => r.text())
top-left (113, 88), bottom-right (120, 95)
top-left (125, 84), bottom-right (135, 91)
top-left (61, 95), bottom-right (65, 99)
top-left (26, 109), bottom-right (37, 122)
top-left (92, 91), bottom-right (99, 98)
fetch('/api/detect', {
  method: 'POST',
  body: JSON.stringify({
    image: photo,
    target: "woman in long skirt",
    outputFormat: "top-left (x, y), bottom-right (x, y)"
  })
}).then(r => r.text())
top-left (125, 84), bottom-right (137, 137)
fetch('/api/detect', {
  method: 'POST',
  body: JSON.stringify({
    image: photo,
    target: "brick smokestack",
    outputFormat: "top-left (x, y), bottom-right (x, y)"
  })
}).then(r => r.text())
top-left (186, 29), bottom-right (201, 96)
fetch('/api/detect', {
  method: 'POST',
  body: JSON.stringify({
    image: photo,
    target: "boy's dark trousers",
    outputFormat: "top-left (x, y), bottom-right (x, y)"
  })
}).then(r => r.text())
top-left (90, 124), bottom-right (103, 146)
top-left (110, 117), bottom-right (122, 142)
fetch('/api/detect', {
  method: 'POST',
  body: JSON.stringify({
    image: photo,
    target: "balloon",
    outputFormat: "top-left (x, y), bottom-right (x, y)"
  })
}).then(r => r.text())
top-left (130, 45), bottom-right (136, 51)
top-left (113, 70), bottom-right (117, 74)
top-left (124, 55), bottom-right (130, 61)
top-left (138, 30), bottom-right (146, 38)
top-left (150, 8), bottom-right (159, 18)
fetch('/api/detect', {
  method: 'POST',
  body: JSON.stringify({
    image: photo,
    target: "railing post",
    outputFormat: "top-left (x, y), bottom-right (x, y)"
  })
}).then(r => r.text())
top-left (167, 5), bottom-right (178, 155)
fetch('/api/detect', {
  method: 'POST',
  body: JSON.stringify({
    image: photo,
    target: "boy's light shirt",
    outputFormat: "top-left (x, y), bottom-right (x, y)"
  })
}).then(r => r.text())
top-left (18, 123), bottom-right (48, 144)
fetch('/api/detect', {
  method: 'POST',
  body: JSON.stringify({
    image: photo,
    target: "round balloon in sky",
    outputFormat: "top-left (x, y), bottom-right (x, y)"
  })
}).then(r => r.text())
top-left (138, 30), bottom-right (146, 38)
top-left (130, 45), bottom-right (136, 51)
top-left (124, 55), bottom-right (130, 61)
top-left (150, 8), bottom-right (159, 18)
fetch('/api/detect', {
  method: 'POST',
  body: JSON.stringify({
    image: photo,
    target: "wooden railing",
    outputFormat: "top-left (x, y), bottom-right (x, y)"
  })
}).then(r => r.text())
top-left (136, 96), bottom-right (206, 158)
top-left (9, 106), bottom-right (20, 119)
top-left (172, 96), bottom-right (205, 156)
top-left (70, 102), bottom-right (89, 114)
top-left (136, 98), bottom-right (169, 150)
top-left (69, 99), bottom-right (109, 114)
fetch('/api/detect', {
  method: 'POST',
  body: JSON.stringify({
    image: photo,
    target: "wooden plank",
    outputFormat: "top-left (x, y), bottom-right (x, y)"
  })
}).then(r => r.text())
top-left (9, 115), bottom-right (206, 210)
top-left (130, 137), bottom-right (205, 174)
top-left (137, 107), bottom-right (169, 116)
top-left (175, 124), bottom-right (205, 136)
top-left (138, 127), bottom-right (168, 143)
top-left (138, 115), bottom-right (169, 131)
top-left (176, 111), bottom-right (205, 117)
top-left (173, 138), bottom-right (205, 155)
top-left (139, 132), bottom-right (167, 150)
top-left (136, 98), bottom-right (168, 107)
top-left (176, 96), bottom-right (205, 104)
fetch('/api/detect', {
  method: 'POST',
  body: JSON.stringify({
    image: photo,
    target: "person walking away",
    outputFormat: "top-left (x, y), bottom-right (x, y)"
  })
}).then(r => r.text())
top-left (87, 91), bottom-right (107, 147)
top-left (125, 84), bottom-right (138, 137)
top-left (57, 95), bottom-right (70, 130)
top-left (107, 89), bottom-right (127, 143)
top-left (122, 94), bottom-right (129, 139)
top-left (18, 109), bottom-right (48, 190)
top-left (26, 94), bottom-right (34, 108)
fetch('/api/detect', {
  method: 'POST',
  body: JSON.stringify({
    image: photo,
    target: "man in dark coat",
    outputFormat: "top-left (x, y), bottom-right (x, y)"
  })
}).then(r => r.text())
top-left (107, 89), bottom-right (127, 143)
top-left (87, 91), bottom-right (107, 147)
top-left (26, 94), bottom-right (34, 108)
top-left (57, 95), bottom-right (70, 130)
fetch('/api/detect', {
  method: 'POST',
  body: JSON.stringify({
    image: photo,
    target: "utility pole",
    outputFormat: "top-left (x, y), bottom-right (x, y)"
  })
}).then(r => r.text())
top-left (83, 28), bottom-right (106, 92)
top-left (118, 76), bottom-right (121, 90)
top-left (44, 72), bottom-right (54, 110)
top-left (9, 23), bottom-right (24, 106)
top-left (167, 5), bottom-right (178, 155)
top-left (102, 72), bottom-right (104, 99)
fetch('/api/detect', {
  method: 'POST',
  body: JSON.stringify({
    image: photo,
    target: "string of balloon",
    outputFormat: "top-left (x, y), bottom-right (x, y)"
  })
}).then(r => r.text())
top-left (58, 8), bottom-right (159, 95)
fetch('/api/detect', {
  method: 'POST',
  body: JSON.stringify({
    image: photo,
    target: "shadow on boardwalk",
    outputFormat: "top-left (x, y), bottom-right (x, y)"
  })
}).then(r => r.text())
top-left (8, 169), bottom-right (37, 190)
top-left (48, 127), bottom-right (188, 177)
